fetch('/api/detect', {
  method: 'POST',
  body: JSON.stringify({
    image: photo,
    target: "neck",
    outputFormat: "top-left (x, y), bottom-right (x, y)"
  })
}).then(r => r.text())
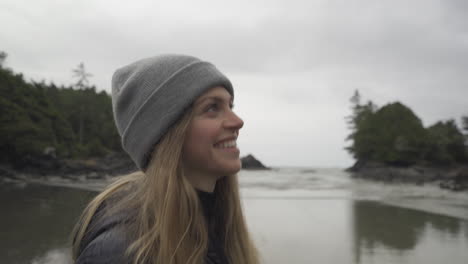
top-left (184, 170), bottom-right (217, 193)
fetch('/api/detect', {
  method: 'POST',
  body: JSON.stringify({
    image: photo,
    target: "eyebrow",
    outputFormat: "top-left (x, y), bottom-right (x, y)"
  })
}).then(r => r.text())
top-left (195, 95), bottom-right (233, 106)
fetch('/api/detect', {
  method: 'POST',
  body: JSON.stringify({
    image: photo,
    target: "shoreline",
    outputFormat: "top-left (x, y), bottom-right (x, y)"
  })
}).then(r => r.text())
top-left (0, 153), bottom-right (268, 185)
top-left (347, 161), bottom-right (468, 192)
top-left (0, 173), bottom-right (113, 192)
top-left (3, 171), bottom-right (468, 221)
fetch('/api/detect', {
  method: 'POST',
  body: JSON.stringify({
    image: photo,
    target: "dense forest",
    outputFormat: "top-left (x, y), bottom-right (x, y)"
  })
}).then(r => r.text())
top-left (0, 52), bottom-right (122, 169)
top-left (346, 90), bottom-right (468, 166)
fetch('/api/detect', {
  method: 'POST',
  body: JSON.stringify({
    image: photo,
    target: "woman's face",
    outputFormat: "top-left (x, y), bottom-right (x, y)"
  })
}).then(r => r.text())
top-left (182, 86), bottom-right (244, 180)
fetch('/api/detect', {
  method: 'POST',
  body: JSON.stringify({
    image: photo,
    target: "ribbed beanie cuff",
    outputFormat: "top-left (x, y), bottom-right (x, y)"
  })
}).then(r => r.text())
top-left (111, 55), bottom-right (233, 171)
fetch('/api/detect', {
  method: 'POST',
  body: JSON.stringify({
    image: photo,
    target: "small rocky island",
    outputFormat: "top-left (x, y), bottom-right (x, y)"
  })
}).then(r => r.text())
top-left (344, 92), bottom-right (468, 192)
top-left (241, 154), bottom-right (269, 170)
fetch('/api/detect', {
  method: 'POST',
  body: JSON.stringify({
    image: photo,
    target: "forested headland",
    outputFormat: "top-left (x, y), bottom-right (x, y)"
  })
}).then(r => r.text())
top-left (0, 52), bottom-right (135, 178)
top-left (346, 90), bottom-right (468, 191)
top-left (0, 52), bottom-right (266, 180)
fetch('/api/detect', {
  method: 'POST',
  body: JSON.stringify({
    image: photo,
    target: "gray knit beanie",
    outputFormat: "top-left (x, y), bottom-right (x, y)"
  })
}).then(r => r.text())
top-left (111, 54), bottom-right (234, 171)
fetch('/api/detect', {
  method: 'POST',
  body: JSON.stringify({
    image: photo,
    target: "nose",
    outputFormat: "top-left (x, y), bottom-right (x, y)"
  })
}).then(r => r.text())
top-left (224, 110), bottom-right (244, 130)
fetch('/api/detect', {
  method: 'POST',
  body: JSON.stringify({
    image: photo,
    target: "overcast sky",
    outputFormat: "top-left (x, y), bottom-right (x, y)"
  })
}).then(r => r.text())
top-left (1, 0), bottom-right (467, 168)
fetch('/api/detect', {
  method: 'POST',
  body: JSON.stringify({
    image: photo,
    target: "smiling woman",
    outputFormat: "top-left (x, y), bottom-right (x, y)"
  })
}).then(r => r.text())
top-left (71, 55), bottom-right (260, 264)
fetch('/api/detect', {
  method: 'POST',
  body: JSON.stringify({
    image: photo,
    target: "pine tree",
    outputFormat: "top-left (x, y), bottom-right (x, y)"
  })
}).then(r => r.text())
top-left (345, 90), bottom-right (378, 160)
top-left (71, 62), bottom-right (94, 144)
top-left (0, 51), bottom-right (7, 67)
top-left (462, 116), bottom-right (468, 133)
top-left (72, 62), bottom-right (93, 90)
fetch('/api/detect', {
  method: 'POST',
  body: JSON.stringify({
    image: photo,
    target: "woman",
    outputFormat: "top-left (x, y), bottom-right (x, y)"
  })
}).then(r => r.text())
top-left (72, 55), bottom-right (260, 264)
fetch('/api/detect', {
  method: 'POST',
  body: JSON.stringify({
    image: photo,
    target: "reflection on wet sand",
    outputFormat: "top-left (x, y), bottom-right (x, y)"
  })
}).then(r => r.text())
top-left (353, 200), bottom-right (468, 264)
top-left (0, 184), bottom-right (96, 264)
top-left (31, 248), bottom-right (71, 264)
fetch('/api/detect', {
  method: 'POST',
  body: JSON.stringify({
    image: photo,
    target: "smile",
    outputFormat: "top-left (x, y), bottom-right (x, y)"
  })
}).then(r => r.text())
top-left (214, 140), bottom-right (237, 148)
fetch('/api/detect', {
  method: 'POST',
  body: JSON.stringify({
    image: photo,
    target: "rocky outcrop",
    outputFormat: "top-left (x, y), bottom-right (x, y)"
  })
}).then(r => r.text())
top-left (439, 167), bottom-right (468, 191)
top-left (0, 152), bottom-right (137, 181)
top-left (347, 161), bottom-right (468, 191)
top-left (59, 152), bottom-right (137, 178)
top-left (241, 154), bottom-right (269, 170)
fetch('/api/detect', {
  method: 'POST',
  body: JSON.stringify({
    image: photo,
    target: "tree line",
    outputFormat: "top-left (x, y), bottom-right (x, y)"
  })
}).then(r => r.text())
top-left (0, 52), bottom-right (122, 168)
top-left (346, 90), bottom-right (468, 166)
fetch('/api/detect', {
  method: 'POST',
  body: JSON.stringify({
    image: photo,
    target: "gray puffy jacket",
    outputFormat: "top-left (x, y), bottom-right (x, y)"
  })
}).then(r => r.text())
top-left (75, 190), bottom-right (228, 264)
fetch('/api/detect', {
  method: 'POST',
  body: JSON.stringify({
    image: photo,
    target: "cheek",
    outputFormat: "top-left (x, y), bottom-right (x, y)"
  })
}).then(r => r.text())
top-left (184, 121), bottom-right (218, 154)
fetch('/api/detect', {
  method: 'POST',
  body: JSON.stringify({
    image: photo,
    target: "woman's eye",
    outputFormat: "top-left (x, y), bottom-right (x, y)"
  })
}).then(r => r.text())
top-left (206, 103), bottom-right (219, 112)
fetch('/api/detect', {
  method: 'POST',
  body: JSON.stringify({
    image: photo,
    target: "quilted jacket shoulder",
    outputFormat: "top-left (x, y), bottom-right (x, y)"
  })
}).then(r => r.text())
top-left (75, 200), bottom-right (134, 264)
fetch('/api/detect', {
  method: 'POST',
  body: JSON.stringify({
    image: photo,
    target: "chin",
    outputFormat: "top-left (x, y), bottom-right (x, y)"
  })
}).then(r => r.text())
top-left (216, 160), bottom-right (242, 175)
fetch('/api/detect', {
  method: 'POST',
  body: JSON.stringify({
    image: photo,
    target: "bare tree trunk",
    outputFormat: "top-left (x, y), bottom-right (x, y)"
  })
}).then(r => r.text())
top-left (79, 105), bottom-right (84, 145)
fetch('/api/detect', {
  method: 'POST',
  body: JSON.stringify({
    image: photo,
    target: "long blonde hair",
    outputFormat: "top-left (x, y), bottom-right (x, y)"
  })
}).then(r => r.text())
top-left (72, 109), bottom-right (260, 264)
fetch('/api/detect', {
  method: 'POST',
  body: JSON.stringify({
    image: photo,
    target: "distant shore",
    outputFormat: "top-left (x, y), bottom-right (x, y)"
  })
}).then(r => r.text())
top-left (0, 153), bottom-right (269, 188)
top-left (347, 161), bottom-right (468, 192)
top-left (0, 152), bottom-right (137, 183)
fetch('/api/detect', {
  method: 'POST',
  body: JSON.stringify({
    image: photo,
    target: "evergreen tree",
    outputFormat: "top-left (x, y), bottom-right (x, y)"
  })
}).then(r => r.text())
top-left (72, 62), bottom-right (93, 90)
top-left (346, 90), bottom-right (428, 166)
top-left (425, 120), bottom-right (468, 165)
top-left (0, 51), bottom-right (7, 67)
top-left (71, 62), bottom-right (93, 145)
top-left (462, 116), bottom-right (468, 133)
top-left (345, 90), bottom-right (378, 161)
top-left (370, 103), bottom-right (427, 165)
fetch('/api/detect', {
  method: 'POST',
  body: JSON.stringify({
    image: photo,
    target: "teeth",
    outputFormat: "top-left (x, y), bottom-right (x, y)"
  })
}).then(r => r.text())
top-left (216, 140), bottom-right (236, 148)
